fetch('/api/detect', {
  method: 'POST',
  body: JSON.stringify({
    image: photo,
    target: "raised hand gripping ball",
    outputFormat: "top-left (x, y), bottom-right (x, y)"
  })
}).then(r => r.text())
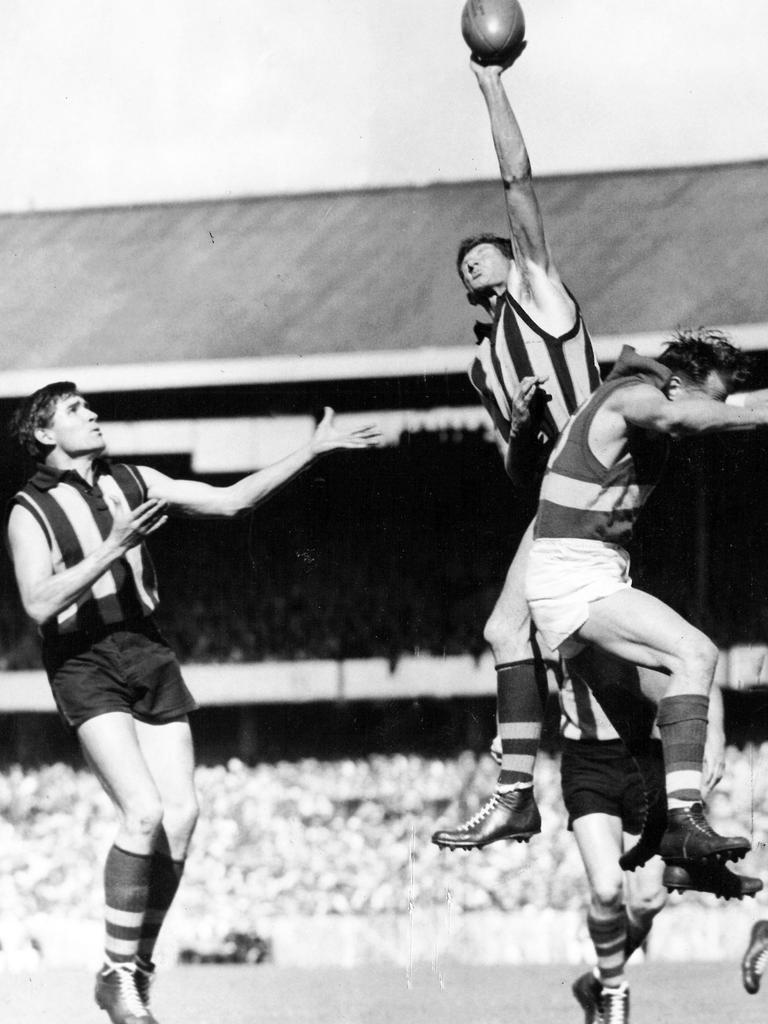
top-left (461, 0), bottom-right (526, 63)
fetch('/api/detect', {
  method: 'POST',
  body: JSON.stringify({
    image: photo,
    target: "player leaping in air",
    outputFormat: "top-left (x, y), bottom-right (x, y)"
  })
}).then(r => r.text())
top-left (432, 47), bottom-right (601, 850)
top-left (526, 331), bottom-right (768, 874)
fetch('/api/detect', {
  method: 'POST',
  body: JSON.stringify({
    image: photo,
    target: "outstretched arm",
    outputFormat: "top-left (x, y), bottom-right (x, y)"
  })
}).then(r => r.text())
top-left (141, 407), bottom-right (381, 517)
top-left (471, 54), bottom-right (554, 287)
top-left (615, 384), bottom-right (768, 436)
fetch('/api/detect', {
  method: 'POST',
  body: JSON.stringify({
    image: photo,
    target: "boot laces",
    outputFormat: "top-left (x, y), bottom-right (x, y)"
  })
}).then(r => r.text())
top-left (134, 960), bottom-right (155, 1006)
top-left (106, 959), bottom-right (149, 1018)
top-left (601, 983), bottom-right (628, 1024)
top-left (462, 793), bottom-right (502, 830)
top-left (685, 804), bottom-right (716, 836)
top-left (753, 946), bottom-right (768, 977)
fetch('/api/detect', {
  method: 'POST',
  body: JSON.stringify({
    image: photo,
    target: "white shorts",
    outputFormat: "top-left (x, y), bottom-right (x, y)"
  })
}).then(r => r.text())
top-left (525, 538), bottom-right (632, 654)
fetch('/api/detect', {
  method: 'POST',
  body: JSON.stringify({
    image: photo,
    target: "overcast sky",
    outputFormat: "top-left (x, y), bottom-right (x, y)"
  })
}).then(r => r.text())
top-left (2, 0), bottom-right (767, 212)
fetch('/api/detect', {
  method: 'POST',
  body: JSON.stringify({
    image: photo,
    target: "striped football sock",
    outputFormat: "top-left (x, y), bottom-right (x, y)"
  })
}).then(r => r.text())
top-left (137, 852), bottom-right (185, 963)
top-left (496, 659), bottom-right (548, 789)
top-left (104, 845), bottom-right (152, 964)
top-left (588, 909), bottom-right (627, 987)
top-left (625, 908), bottom-right (653, 962)
top-left (657, 694), bottom-right (709, 809)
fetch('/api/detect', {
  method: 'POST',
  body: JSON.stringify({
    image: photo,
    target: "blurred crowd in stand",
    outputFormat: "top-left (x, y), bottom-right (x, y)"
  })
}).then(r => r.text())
top-left (0, 431), bottom-right (766, 668)
top-left (1, 745), bottom-right (767, 965)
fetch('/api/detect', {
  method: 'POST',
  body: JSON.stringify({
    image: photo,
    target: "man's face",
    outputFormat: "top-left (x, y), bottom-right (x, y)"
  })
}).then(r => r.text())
top-left (36, 393), bottom-right (105, 457)
top-left (459, 243), bottom-right (510, 297)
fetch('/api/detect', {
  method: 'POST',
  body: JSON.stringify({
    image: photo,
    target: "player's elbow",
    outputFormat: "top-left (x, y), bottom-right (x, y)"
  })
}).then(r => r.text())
top-left (639, 408), bottom-right (688, 438)
top-left (219, 489), bottom-right (254, 518)
top-left (25, 596), bottom-right (54, 627)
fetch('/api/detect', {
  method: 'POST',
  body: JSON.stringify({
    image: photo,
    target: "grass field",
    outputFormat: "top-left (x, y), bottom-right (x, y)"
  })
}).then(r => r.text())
top-left (2, 961), bottom-right (768, 1024)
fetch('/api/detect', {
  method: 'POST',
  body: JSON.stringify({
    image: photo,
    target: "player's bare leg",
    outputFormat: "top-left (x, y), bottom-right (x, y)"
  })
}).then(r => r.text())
top-left (574, 589), bottom-right (750, 866)
top-left (571, 816), bottom-right (648, 1024)
top-left (79, 712), bottom-right (163, 1024)
top-left (432, 522), bottom-right (545, 849)
top-left (133, 716), bottom-right (199, 1012)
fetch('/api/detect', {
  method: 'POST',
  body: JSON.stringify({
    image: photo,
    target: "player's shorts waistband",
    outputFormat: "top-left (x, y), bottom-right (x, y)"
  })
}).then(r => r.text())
top-left (561, 736), bottom-right (629, 760)
top-left (42, 615), bottom-right (161, 657)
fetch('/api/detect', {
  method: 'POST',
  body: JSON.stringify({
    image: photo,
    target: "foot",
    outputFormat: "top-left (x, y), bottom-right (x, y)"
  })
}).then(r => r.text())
top-left (663, 861), bottom-right (763, 900)
top-left (95, 960), bottom-right (159, 1024)
top-left (742, 920), bottom-right (768, 994)
top-left (600, 981), bottom-right (630, 1024)
top-left (658, 803), bottom-right (751, 864)
top-left (572, 971), bottom-right (603, 1024)
top-left (431, 787), bottom-right (541, 850)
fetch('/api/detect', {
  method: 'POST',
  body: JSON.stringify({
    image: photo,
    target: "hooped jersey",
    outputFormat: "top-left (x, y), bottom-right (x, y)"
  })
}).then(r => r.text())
top-left (536, 347), bottom-right (671, 547)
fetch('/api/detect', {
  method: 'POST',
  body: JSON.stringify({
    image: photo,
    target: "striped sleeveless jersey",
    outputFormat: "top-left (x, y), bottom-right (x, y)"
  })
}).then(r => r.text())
top-left (560, 659), bottom-right (659, 744)
top-left (12, 460), bottom-right (159, 640)
top-left (469, 288), bottom-right (601, 477)
top-left (560, 667), bottom-right (620, 742)
top-left (536, 347), bottom-right (671, 547)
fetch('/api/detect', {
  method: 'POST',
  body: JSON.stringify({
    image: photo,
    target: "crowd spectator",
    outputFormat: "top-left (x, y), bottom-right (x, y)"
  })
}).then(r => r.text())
top-left (1, 745), bottom-right (767, 964)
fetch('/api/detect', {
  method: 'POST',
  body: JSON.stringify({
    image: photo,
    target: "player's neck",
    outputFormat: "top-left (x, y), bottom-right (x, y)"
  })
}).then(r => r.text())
top-left (46, 451), bottom-right (98, 484)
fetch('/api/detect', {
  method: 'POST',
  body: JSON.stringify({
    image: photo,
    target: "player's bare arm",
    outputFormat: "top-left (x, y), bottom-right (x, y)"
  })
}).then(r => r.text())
top-left (502, 373), bottom-right (550, 484)
top-left (614, 382), bottom-right (768, 437)
top-left (141, 407), bottom-right (381, 517)
top-left (7, 498), bottom-right (167, 625)
top-left (471, 56), bottom-right (574, 327)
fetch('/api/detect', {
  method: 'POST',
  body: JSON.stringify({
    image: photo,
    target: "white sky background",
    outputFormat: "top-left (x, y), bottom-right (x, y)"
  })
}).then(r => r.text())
top-left (1, 0), bottom-right (767, 212)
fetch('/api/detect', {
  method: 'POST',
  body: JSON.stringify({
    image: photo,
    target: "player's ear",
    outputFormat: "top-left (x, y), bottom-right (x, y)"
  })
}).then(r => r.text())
top-left (34, 425), bottom-right (54, 446)
top-left (666, 375), bottom-right (683, 401)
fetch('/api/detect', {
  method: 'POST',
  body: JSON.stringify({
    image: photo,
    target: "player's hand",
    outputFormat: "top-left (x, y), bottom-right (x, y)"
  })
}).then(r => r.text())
top-left (509, 375), bottom-right (547, 432)
top-left (702, 730), bottom-right (725, 797)
top-left (106, 495), bottom-right (168, 553)
top-left (470, 40), bottom-right (527, 76)
top-left (310, 407), bottom-right (382, 455)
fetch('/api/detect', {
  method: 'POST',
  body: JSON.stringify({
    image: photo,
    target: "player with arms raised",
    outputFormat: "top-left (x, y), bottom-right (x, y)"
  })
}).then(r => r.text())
top-left (6, 383), bottom-right (379, 1024)
top-left (432, 31), bottom-right (601, 849)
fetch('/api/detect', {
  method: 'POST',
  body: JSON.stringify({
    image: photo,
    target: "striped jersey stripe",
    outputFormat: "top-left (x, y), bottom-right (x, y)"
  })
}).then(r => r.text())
top-left (469, 288), bottom-right (601, 461)
top-left (559, 668), bottom-right (620, 742)
top-left (12, 462), bottom-right (159, 639)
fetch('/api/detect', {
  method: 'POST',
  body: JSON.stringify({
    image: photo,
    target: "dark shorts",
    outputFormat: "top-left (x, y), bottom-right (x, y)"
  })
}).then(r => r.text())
top-left (560, 738), bottom-right (649, 835)
top-left (42, 619), bottom-right (198, 731)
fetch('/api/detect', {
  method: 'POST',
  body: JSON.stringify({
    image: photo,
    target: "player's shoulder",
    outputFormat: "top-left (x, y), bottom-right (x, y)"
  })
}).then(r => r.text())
top-left (506, 265), bottom-right (575, 319)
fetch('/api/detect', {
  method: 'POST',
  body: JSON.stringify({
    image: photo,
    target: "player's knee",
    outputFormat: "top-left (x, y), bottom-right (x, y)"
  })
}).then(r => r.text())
top-left (162, 795), bottom-right (200, 848)
top-left (483, 610), bottom-right (532, 662)
top-left (675, 632), bottom-right (718, 686)
top-left (590, 878), bottom-right (624, 913)
top-left (628, 887), bottom-right (666, 921)
top-left (121, 795), bottom-right (164, 840)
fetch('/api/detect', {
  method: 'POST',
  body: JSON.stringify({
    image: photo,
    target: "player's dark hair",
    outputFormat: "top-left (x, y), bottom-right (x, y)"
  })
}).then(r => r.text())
top-left (456, 234), bottom-right (513, 278)
top-left (10, 381), bottom-right (79, 458)
top-left (657, 328), bottom-right (751, 390)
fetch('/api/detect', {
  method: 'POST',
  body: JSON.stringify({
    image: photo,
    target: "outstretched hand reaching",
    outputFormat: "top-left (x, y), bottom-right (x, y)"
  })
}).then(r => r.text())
top-left (310, 407), bottom-right (382, 455)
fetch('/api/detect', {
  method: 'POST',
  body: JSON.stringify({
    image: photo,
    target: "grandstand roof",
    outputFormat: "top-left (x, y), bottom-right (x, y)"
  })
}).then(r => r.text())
top-left (1, 161), bottom-right (766, 378)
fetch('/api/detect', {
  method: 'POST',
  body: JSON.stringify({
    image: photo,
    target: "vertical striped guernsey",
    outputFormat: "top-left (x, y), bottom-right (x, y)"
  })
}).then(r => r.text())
top-left (11, 460), bottom-right (159, 640)
top-left (535, 347), bottom-right (672, 548)
top-left (468, 287), bottom-right (601, 477)
top-left (560, 668), bottom-right (621, 742)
